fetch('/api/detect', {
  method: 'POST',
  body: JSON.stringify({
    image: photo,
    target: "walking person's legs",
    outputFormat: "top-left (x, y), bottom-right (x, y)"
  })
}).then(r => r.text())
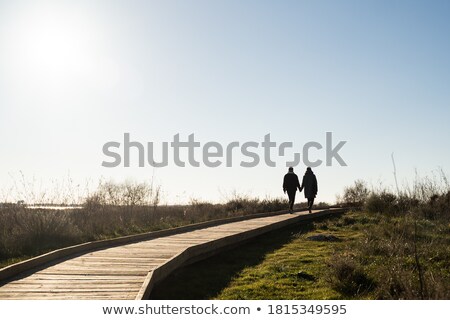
top-left (287, 189), bottom-right (296, 213)
top-left (307, 197), bottom-right (315, 213)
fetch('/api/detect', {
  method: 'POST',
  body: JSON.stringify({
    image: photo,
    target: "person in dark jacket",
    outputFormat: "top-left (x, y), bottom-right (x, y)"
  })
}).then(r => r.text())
top-left (300, 167), bottom-right (318, 213)
top-left (283, 167), bottom-right (301, 213)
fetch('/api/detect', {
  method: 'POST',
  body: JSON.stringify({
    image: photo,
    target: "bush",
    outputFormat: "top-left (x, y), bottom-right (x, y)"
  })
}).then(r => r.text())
top-left (341, 180), bottom-right (369, 206)
top-left (416, 191), bottom-right (450, 221)
top-left (222, 195), bottom-right (288, 216)
top-left (365, 191), bottom-right (397, 214)
top-left (85, 180), bottom-right (161, 208)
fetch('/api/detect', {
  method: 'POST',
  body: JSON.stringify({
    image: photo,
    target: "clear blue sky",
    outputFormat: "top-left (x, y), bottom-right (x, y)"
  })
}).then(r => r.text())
top-left (1, 0), bottom-right (449, 204)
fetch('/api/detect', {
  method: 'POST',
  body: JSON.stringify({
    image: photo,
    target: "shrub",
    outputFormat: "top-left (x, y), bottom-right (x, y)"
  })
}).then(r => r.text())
top-left (417, 191), bottom-right (450, 221)
top-left (341, 180), bottom-right (369, 206)
top-left (84, 180), bottom-right (161, 208)
top-left (365, 191), bottom-right (397, 214)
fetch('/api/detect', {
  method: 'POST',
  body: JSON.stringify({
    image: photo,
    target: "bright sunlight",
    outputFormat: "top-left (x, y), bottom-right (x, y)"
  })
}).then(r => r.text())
top-left (3, 2), bottom-right (118, 97)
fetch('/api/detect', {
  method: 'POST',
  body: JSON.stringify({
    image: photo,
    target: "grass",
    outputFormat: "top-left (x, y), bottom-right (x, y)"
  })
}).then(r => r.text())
top-left (349, 213), bottom-right (450, 299)
top-left (150, 210), bottom-right (449, 300)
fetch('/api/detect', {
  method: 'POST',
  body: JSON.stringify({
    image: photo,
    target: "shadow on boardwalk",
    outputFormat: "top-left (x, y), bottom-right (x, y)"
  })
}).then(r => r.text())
top-left (149, 215), bottom-right (335, 299)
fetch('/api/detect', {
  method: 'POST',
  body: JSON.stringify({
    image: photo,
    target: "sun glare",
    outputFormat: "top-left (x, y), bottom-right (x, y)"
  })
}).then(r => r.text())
top-left (24, 17), bottom-right (89, 76)
top-left (4, 3), bottom-right (117, 96)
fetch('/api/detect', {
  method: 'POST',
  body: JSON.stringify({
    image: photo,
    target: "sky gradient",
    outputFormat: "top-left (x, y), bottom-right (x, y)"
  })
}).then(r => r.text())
top-left (1, 0), bottom-right (449, 204)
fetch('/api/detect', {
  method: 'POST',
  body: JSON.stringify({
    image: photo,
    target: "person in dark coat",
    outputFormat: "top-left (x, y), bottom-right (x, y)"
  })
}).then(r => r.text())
top-left (283, 167), bottom-right (301, 213)
top-left (300, 167), bottom-right (318, 213)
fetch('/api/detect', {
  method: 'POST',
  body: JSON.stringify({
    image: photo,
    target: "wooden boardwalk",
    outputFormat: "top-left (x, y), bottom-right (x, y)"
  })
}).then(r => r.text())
top-left (0, 209), bottom-right (343, 300)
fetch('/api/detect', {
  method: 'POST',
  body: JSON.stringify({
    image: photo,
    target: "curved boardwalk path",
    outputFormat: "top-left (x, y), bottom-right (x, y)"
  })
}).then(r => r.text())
top-left (0, 209), bottom-right (344, 300)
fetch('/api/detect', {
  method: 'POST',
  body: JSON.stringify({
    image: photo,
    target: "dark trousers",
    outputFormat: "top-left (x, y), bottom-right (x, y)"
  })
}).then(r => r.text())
top-left (307, 197), bottom-right (315, 210)
top-left (287, 189), bottom-right (296, 210)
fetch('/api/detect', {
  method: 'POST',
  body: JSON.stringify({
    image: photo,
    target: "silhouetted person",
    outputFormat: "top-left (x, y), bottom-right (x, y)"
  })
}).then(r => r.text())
top-left (300, 167), bottom-right (318, 213)
top-left (283, 167), bottom-right (301, 213)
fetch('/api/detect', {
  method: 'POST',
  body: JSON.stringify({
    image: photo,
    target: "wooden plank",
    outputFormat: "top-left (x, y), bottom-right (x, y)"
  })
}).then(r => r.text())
top-left (83, 249), bottom-right (180, 254)
top-left (149, 239), bottom-right (207, 244)
top-left (42, 263), bottom-right (154, 269)
top-left (75, 256), bottom-right (169, 261)
top-left (82, 252), bottom-right (178, 257)
top-left (23, 273), bottom-right (143, 278)
top-left (0, 293), bottom-right (137, 299)
top-left (51, 260), bottom-right (160, 266)
top-left (0, 296), bottom-right (135, 300)
top-left (9, 278), bottom-right (138, 283)
top-left (82, 254), bottom-right (179, 259)
top-left (92, 247), bottom-right (185, 251)
top-left (2, 288), bottom-right (139, 292)
top-left (37, 270), bottom-right (149, 276)
top-left (5, 280), bottom-right (143, 285)
top-left (1, 286), bottom-right (140, 292)
top-left (39, 268), bottom-right (152, 274)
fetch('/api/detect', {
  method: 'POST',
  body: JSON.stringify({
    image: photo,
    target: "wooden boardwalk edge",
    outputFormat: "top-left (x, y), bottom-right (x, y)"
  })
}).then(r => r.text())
top-left (0, 207), bottom-right (342, 282)
top-left (135, 208), bottom-right (347, 300)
